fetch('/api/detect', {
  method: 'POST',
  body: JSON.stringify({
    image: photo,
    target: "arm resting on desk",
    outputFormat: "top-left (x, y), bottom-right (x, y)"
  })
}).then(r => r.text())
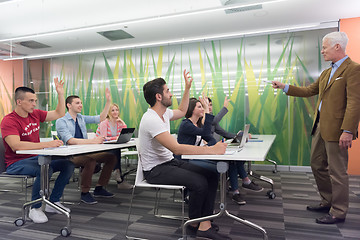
top-left (4, 135), bottom-right (63, 152)
top-left (155, 131), bottom-right (227, 156)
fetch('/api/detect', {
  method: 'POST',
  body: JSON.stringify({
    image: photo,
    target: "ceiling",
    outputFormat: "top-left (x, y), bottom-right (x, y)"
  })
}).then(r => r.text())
top-left (1, 0), bottom-right (360, 60)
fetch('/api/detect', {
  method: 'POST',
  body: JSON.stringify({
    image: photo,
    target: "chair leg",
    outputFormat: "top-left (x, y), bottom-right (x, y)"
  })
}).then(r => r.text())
top-left (125, 186), bottom-right (137, 239)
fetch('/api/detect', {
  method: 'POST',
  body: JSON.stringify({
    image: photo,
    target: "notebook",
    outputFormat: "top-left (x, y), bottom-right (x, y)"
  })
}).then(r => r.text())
top-left (103, 128), bottom-right (135, 144)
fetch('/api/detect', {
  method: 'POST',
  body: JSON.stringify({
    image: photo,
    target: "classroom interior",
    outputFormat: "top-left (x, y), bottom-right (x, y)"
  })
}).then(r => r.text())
top-left (1, 1), bottom-right (360, 239)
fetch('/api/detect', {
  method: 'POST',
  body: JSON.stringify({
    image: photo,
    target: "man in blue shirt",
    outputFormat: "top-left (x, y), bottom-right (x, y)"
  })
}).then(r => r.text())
top-left (56, 89), bottom-right (117, 204)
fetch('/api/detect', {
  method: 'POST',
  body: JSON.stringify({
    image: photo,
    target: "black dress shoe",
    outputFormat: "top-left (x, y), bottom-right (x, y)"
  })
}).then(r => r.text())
top-left (197, 227), bottom-right (232, 240)
top-left (316, 213), bottom-right (345, 224)
top-left (211, 222), bottom-right (219, 232)
top-left (186, 225), bottom-right (198, 237)
top-left (306, 203), bottom-right (331, 212)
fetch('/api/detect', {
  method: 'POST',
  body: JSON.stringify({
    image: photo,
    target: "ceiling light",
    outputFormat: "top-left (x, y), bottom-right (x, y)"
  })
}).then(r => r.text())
top-left (0, 0), bottom-right (287, 43)
top-left (3, 21), bottom-right (333, 61)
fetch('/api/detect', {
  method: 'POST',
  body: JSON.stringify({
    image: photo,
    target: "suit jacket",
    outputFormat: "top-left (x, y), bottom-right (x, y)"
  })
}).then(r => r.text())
top-left (287, 57), bottom-right (360, 141)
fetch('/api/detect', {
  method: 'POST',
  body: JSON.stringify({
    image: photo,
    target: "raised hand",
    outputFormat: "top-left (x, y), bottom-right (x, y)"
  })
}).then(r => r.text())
top-left (223, 96), bottom-right (231, 108)
top-left (183, 69), bottom-right (193, 90)
top-left (54, 77), bottom-right (65, 96)
top-left (105, 88), bottom-right (111, 102)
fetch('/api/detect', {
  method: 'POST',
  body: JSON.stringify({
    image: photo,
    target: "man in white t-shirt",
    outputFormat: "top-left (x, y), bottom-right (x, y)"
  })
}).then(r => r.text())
top-left (138, 70), bottom-right (230, 240)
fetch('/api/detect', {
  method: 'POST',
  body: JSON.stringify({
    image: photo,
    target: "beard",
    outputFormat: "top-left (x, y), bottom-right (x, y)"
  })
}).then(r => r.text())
top-left (161, 97), bottom-right (172, 107)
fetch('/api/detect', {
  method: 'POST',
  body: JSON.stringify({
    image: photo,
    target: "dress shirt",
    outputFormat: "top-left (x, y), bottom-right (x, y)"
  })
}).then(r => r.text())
top-left (56, 112), bottom-right (100, 144)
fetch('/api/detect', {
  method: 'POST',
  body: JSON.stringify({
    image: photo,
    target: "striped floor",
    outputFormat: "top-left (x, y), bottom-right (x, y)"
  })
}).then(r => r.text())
top-left (0, 170), bottom-right (359, 240)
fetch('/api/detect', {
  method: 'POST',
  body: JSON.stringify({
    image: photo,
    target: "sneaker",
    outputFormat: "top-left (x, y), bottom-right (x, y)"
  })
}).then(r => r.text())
top-left (113, 170), bottom-right (122, 182)
top-left (117, 181), bottom-right (134, 189)
top-left (197, 227), bottom-right (232, 240)
top-left (93, 187), bottom-right (115, 198)
top-left (232, 193), bottom-right (246, 205)
top-left (242, 181), bottom-right (264, 192)
top-left (28, 208), bottom-right (48, 223)
top-left (45, 202), bottom-right (71, 214)
top-left (81, 192), bottom-right (98, 204)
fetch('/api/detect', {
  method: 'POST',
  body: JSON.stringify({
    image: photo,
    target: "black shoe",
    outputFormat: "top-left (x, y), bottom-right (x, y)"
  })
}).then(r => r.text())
top-left (316, 213), bottom-right (345, 224)
top-left (242, 181), bottom-right (263, 192)
top-left (186, 225), bottom-right (198, 237)
top-left (306, 203), bottom-right (331, 212)
top-left (211, 222), bottom-right (219, 232)
top-left (196, 227), bottom-right (232, 240)
top-left (232, 193), bottom-right (246, 205)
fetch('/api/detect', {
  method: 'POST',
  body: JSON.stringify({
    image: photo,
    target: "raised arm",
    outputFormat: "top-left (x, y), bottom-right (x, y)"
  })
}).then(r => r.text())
top-left (171, 70), bottom-right (193, 120)
top-left (45, 77), bottom-right (66, 121)
top-left (100, 88), bottom-right (111, 122)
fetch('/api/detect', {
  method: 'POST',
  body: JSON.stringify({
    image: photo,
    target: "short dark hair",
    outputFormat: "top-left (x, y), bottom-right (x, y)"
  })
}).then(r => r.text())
top-left (207, 97), bottom-right (212, 103)
top-left (143, 78), bottom-right (166, 107)
top-left (185, 97), bottom-right (203, 127)
top-left (65, 95), bottom-right (80, 110)
top-left (14, 86), bottom-right (35, 102)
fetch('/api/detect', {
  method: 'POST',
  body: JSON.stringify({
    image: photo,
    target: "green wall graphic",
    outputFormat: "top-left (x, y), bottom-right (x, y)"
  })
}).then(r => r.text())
top-left (27, 28), bottom-right (335, 167)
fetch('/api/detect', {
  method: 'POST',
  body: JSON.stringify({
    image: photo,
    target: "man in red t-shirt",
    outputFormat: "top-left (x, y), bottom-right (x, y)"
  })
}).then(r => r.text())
top-left (0, 78), bottom-right (74, 224)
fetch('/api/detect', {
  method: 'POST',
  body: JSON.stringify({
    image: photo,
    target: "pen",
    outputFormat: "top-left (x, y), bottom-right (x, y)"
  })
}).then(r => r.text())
top-left (55, 135), bottom-right (60, 140)
top-left (222, 138), bottom-right (225, 143)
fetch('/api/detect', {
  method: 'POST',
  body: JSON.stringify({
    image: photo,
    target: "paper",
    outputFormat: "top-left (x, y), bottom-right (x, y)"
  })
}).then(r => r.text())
top-left (224, 150), bottom-right (236, 155)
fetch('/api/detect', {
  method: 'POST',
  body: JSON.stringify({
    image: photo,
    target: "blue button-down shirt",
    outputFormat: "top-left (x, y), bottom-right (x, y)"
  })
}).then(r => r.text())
top-left (56, 112), bottom-right (100, 144)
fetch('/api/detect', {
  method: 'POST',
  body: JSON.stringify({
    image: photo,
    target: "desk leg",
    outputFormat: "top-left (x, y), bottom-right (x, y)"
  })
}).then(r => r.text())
top-left (15, 156), bottom-right (72, 237)
top-left (247, 162), bottom-right (276, 199)
top-left (181, 162), bottom-right (268, 240)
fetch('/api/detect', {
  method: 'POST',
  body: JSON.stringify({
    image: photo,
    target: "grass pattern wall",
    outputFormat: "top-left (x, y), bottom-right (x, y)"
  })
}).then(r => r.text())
top-left (35, 29), bottom-right (334, 167)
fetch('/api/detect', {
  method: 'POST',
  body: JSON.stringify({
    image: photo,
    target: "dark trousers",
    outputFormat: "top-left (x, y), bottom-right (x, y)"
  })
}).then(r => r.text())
top-left (144, 159), bottom-right (218, 220)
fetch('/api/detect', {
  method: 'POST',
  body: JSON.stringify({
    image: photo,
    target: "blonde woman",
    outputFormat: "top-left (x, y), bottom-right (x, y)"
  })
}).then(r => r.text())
top-left (96, 103), bottom-right (133, 189)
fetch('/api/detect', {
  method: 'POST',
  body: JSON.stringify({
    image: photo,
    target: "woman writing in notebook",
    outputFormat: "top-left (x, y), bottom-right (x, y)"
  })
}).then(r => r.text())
top-left (96, 103), bottom-right (133, 189)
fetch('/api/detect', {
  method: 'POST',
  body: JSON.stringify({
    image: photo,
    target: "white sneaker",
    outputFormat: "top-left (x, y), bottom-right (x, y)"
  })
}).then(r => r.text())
top-left (45, 202), bottom-right (71, 214)
top-left (29, 208), bottom-right (48, 223)
top-left (113, 170), bottom-right (122, 182)
top-left (117, 181), bottom-right (134, 189)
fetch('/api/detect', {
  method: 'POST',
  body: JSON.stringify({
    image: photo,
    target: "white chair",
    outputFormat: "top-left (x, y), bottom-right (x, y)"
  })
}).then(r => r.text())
top-left (125, 140), bottom-right (186, 239)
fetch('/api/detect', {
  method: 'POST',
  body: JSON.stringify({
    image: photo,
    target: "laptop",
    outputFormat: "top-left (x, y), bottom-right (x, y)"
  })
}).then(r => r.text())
top-left (237, 124), bottom-right (250, 151)
top-left (104, 128), bottom-right (135, 144)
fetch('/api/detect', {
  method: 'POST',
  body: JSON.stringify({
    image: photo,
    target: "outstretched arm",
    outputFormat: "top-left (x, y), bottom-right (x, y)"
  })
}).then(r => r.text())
top-left (171, 70), bottom-right (193, 120)
top-left (100, 88), bottom-right (111, 122)
top-left (45, 77), bottom-right (66, 121)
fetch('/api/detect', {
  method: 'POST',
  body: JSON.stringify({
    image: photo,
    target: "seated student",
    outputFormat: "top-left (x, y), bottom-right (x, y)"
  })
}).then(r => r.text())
top-left (208, 97), bottom-right (263, 205)
top-left (139, 70), bottom-right (231, 240)
top-left (176, 97), bottom-right (218, 173)
top-left (95, 103), bottom-right (133, 189)
top-left (56, 90), bottom-right (117, 204)
top-left (0, 79), bottom-right (75, 223)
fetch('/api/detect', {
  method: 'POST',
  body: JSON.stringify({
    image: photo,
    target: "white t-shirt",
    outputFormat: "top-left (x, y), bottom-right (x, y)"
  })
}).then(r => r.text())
top-left (138, 108), bottom-right (174, 171)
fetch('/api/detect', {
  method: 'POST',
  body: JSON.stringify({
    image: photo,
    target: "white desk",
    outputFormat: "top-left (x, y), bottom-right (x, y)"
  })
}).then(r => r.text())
top-left (181, 135), bottom-right (275, 240)
top-left (15, 140), bottom-right (136, 237)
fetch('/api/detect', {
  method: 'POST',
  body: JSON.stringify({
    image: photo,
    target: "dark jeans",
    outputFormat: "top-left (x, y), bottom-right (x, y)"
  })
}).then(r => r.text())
top-left (144, 159), bottom-right (218, 220)
top-left (6, 156), bottom-right (75, 208)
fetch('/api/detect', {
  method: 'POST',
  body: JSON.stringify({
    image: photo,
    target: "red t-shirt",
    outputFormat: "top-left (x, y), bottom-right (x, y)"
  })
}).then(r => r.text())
top-left (1, 109), bottom-right (47, 167)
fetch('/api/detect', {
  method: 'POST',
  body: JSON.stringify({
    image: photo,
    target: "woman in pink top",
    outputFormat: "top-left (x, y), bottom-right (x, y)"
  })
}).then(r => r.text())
top-left (96, 103), bottom-right (133, 189)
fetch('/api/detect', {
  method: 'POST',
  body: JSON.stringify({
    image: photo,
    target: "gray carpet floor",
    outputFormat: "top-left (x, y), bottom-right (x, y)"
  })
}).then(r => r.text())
top-left (0, 170), bottom-right (359, 240)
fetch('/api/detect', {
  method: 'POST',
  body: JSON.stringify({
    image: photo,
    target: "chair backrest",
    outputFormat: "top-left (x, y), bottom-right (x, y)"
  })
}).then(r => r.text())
top-left (51, 131), bottom-right (58, 140)
top-left (134, 139), bottom-right (145, 185)
top-left (0, 137), bottom-right (7, 173)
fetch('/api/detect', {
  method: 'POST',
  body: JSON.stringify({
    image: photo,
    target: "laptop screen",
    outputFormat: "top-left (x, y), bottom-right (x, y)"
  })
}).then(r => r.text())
top-left (238, 124), bottom-right (250, 149)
